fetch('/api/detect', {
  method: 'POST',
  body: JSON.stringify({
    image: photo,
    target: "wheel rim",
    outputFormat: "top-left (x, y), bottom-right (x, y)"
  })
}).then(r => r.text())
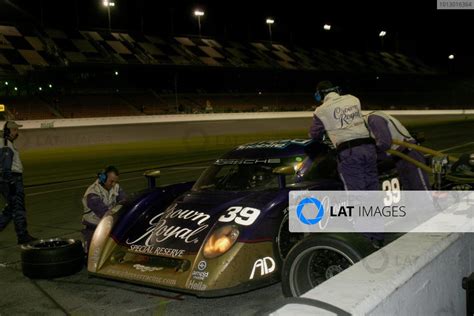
top-left (22, 238), bottom-right (76, 249)
top-left (289, 245), bottom-right (355, 296)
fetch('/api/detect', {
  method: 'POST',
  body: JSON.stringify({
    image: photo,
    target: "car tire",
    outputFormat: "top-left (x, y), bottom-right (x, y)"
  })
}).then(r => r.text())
top-left (275, 211), bottom-right (304, 262)
top-left (281, 234), bottom-right (373, 297)
top-left (21, 238), bottom-right (84, 279)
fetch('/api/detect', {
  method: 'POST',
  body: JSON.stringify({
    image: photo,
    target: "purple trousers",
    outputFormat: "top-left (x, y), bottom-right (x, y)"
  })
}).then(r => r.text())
top-left (81, 224), bottom-right (96, 253)
top-left (396, 150), bottom-right (430, 190)
top-left (337, 144), bottom-right (379, 190)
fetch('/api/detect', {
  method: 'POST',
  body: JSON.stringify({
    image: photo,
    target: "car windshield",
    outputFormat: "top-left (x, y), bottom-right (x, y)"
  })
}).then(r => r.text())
top-left (192, 156), bottom-right (306, 192)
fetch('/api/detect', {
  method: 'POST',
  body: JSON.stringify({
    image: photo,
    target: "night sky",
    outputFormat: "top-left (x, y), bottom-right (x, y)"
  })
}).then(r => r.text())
top-left (0, 0), bottom-right (473, 66)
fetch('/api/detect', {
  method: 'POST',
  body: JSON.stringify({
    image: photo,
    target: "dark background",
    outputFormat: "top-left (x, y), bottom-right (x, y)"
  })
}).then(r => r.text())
top-left (0, 0), bottom-right (472, 68)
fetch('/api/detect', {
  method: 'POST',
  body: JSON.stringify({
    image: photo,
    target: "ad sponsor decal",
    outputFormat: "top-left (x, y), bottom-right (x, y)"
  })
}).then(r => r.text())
top-left (186, 279), bottom-right (207, 290)
top-left (192, 271), bottom-right (209, 281)
top-left (105, 268), bottom-right (177, 286)
top-left (192, 260), bottom-right (209, 280)
top-left (126, 203), bottom-right (211, 246)
top-left (197, 260), bottom-right (207, 271)
top-left (333, 105), bottom-right (362, 128)
top-left (129, 245), bottom-right (185, 258)
top-left (214, 158), bottom-right (281, 165)
top-left (249, 257), bottom-right (275, 280)
top-left (235, 139), bottom-right (312, 150)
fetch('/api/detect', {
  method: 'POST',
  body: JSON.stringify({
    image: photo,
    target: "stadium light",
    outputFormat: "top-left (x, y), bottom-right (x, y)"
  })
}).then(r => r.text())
top-left (194, 9), bottom-right (205, 37)
top-left (323, 24), bottom-right (331, 31)
top-left (194, 10), bottom-right (204, 16)
top-left (379, 30), bottom-right (387, 50)
top-left (266, 18), bottom-right (275, 43)
top-left (48, 84), bottom-right (53, 88)
top-left (103, 1), bottom-right (115, 32)
top-left (14, 87), bottom-right (18, 91)
top-left (448, 54), bottom-right (454, 60)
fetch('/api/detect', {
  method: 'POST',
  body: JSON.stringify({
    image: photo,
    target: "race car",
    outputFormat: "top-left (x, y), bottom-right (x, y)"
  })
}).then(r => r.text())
top-left (87, 138), bottom-right (399, 296)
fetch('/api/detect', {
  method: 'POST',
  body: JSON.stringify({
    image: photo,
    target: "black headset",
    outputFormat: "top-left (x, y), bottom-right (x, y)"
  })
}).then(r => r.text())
top-left (97, 165), bottom-right (119, 185)
top-left (314, 86), bottom-right (341, 103)
top-left (3, 121), bottom-right (10, 139)
top-left (3, 121), bottom-right (10, 146)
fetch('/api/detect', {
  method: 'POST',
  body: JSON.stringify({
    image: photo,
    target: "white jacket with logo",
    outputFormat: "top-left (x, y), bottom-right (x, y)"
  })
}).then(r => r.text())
top-left (313, 92), bottom-right (370, 146)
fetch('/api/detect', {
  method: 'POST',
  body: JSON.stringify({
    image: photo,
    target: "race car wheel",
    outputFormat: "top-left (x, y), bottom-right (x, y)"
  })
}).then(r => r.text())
top-left (275, 211), bottom-right (304, 261)
top-left (281, 235), bottom-right (367, 297)
top-left (21, 238), bottom-right (84, 279)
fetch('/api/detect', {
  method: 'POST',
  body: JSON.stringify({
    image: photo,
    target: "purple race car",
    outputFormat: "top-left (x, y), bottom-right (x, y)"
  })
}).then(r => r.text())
top-left (87, 139), bottom-right (397, 296)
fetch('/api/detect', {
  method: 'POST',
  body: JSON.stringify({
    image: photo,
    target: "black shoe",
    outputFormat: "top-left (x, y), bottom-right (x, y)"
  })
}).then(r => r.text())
top-left (17, 234), bottom-right (38, 245)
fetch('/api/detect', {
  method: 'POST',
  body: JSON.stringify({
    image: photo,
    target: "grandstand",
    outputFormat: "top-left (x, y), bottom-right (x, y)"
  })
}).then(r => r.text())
top-left (1, 23), bottom-right (472, 120)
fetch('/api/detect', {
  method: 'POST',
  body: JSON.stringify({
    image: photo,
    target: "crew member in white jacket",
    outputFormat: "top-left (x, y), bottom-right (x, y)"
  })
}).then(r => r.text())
top-left (82, 165), bottom-right (126, 251)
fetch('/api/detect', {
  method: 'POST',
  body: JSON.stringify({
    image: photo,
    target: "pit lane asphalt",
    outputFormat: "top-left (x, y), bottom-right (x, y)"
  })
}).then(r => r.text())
top-left (0, 163), bottom-right (284, 316)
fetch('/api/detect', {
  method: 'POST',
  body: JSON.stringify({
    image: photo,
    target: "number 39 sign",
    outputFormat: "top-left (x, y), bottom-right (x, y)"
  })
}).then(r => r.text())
top-left (382, 178), bottom-right (401, 206)
top-left (219, 206), bottom-right (261, 226)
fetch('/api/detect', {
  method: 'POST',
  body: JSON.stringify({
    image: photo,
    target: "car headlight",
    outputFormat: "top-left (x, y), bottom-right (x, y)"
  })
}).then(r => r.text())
top-left (203, 225), bottom-right (240, 259)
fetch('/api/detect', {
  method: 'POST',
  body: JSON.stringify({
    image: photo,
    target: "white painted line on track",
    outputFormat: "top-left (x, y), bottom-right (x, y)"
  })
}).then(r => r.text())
top-left (439, 141), bottom-right (474, 153)
top-left (166, 167), bottom-right (207, 170)
top-left (25, 167), bottom-right (205, 197)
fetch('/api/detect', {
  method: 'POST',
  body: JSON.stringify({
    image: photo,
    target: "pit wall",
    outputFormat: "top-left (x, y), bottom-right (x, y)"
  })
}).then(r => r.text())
top-left (12, 110), bottom-right (474, 151)
top-left (270, 232), bottom-right (473, 315)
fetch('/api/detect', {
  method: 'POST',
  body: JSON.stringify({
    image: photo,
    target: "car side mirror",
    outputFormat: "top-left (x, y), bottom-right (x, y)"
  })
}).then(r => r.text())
top-left (272, 166), bottom-right (295, 189)
top-left (143, 170), bottom-right (160, 189)
top-left (272, 166), bottom-right (295, 175)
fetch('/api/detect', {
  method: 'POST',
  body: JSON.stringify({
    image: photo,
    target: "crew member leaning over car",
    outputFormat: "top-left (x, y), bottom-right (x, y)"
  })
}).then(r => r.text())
top-left (309, 81), bottom-right (379, 190)
top-left (366, 111), bottom-right (429, 190)
top-left (82, 165), bottom-right (126, 252)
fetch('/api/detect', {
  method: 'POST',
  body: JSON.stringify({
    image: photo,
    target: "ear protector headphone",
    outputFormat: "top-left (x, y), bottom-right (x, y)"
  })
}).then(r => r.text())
top-left (3, 121), bottom-right (10, 139)
top-left (97, 165), bottom-right (119, 185)
top-left (314, 86), bottom-right (341, 103)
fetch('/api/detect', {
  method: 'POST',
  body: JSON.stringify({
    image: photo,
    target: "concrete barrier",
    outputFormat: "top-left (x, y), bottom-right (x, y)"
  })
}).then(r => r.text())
top-left (12, 110), bottom-right (474, 151)
top-left (270, 232), bottom-right (473, 315)
top-left (14, 110), bottom-right (474, 130)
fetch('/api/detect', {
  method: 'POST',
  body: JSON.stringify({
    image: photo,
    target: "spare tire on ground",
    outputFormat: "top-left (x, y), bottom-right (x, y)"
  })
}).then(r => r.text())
top-left (21, 238), bottom-right (84, 279)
